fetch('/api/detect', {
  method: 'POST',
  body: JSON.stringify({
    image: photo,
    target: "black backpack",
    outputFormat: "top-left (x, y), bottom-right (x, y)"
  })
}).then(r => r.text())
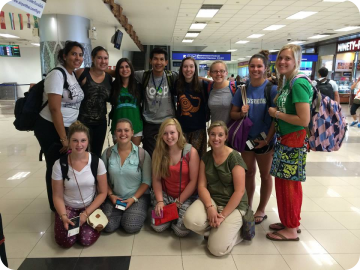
top-left (60, 153), bottom-right (99, 183)
top-left (13, 67), bottom-right (69, 131)
top-left (315, 79), bottom-right (334, 100)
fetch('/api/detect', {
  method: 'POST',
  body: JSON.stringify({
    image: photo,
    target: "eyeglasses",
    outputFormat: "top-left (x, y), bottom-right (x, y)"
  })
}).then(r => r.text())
top-left (211, 70), bottom-right (226, 74)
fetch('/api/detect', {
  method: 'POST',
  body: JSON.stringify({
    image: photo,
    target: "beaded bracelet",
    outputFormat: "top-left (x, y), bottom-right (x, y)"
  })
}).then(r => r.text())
top-left (206, 204), bottom-right (214, 211)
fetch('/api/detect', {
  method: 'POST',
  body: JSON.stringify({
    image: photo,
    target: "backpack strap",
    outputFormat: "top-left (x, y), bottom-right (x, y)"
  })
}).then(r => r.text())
top-left (141, 70), bottom-right (152, 90)
top-left (207, 81), bottom-right (214, 95)
top-left (264, 81), bottom-right (273, 108)
top-left (137, 147), bottom-right (145, 172)
top-left (90, 153), bottom-right (99, 185)
top-left (52, 67), bottom-right (69, 90)
top-left (77, 67), bottom-right (90, 85)
top-left (229, 81), bottom-right (237, 96)
top-left (60, 154), bottom-right (69, 181)
top-left (182, 143), bottom-right (192, 163)
top-left (105, 146), bottom-right (113, 170)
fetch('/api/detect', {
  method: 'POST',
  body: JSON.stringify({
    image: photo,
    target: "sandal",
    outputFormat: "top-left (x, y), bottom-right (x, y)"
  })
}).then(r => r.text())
top-left (269, 223), bottom-right (301, 233)
top-left (255, 215), bottom-right (267, 225)
top-left (266, 231), bottom-right (299, 241)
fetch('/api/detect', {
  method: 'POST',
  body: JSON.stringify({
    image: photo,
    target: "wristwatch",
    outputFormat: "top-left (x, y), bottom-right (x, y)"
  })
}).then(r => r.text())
top-left (132, 196), bottom-right (139, 203)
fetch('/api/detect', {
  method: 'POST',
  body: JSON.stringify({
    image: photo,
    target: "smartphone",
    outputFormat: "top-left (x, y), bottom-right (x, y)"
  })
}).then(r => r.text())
top-left (151, 209), bottom-right (163, 219)
top-left (67, 216), bottom-right (80, 237)
top-left (115, 199), bottom-right (127, 210)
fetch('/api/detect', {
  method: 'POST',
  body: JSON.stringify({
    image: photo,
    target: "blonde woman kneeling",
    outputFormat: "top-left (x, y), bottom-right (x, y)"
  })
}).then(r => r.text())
top-left (151, 118), bottom-right (199, 237)
top-left (183, 121), bottom-right (249, 256)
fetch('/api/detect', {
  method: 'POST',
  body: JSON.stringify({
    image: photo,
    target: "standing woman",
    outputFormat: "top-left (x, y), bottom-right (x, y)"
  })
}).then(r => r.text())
top-left (349, 76), bottom-right (360, 127)
top-left (76, 46), bottom-right (112, 157)
top-left (183, 121), bottom-right (248, 256)
top-left (34, 41), bottom-right (85, 211)
top-left (208, 60), bottom-right (233, 125)
top-left (52, 121), bottom-right (107, 248)
top-left (267, 44), bottom-right (313, 241)
top-left (151, 118), bottom-right (199, 237)
top-left (110, 58), bottom-right (143, 146)
top-left (176, 57), bottom-right (208, 158)
top-left (101, 119), bottom-right (151, 233)
top-left (230, 51), bottom-right (277, 225)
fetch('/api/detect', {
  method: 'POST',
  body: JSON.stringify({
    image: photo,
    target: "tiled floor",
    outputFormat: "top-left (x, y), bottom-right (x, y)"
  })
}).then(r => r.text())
top-left (1, 103), bottom-right (360, 270)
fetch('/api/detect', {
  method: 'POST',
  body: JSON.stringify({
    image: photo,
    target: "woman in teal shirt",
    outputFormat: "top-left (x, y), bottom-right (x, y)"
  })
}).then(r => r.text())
top-left (101, 118), bottom-right (151, 233)
top-left (111, 58), bottom-right (143, 146)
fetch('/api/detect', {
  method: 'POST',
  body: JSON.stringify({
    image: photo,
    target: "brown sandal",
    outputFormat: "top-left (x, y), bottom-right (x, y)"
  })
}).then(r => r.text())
top-left (269, 222), bottom-right (301, 233)
top-left (266, 231), bottom-right (299, 241)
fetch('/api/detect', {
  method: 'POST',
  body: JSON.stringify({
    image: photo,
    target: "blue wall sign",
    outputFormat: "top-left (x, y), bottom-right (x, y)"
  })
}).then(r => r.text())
top-left (269, 54), bottom-right (318, 62)
top-left (172, 52), bottom-right (231, 61)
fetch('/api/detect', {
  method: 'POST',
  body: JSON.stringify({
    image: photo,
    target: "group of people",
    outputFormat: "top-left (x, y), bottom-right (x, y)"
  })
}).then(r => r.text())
top-left (33, 41), bottom-right (315, 256)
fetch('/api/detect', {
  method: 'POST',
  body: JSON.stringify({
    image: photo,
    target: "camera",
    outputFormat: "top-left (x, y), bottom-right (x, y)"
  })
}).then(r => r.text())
top-left (287, 38), bottom-right (292, 42)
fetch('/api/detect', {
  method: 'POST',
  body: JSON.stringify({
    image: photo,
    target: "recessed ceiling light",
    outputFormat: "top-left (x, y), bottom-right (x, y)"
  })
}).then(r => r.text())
top-left (269, 49), bottom-right (279, 52)
top-left (235, 40), bottom-right (250, 44)
top-left (196, 9), bottom-right (219, 18)
top-left (237, 58), bottom-right (246, 60)
top-left (214, 50), bottom-right (217, 52)
top-left (182, 39), bottom-right (194, 43)
top-left (323, 0), bottom-right (346, 2)
top-left (190, 23), bottom-right (207, 30)
top-left (31, 43), bottom-right (40, 46)
top-left (263, 25), bottom-right (286, 31)
top-left (0, 33), bottom-right (20, 38)
top-left (288, 41), bottom-right (306, 45)
top-left (185, 32), bottom-right (200, 38)
top-left (227, 49), bottom-right (237, 52)
top-left (246, 56), bottom-right (252, 57)
top-left (308, 34), bottom-right (330, 39)
top-left (247, 34), bottom-right (264, 38)
top-left (286, 11), bottom-right (317, 20)
top-left (335, 26), bottom-right (360, 31)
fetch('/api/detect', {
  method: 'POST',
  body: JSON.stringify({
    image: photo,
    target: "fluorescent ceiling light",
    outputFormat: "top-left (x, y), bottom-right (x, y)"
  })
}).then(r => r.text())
top-left (190, 23), bottom-right (207, 30)
top-left (182, 39), bottom-right (194, 43)
top-left (185, 32), bottom-right (199, 38)
top-left (323, 0), bottom-right (346, 2)
top-left (31, 43), bottom-right (40, 46)
top-left (235, 40), bottom-right (249, 44)
top-left (247, 34), bottom-right (264, 38)
top-left (196, 9), bottom-right (219, 18)
top-left (227, 49), bottom-right (237, 52)
top-left (238, 58), bottom-right (246, 60)
top-left (269, 49), bottom-right (279, 52)
top-left (263, 25), bottom-right (286, 31)
top-left (246, 56), bottom-right (252, 57)
top-left (287, 11), bottom-right (317, 20)
top-left (0, 33), bottom-right (20, 38)
top-left (335, 26), bottom-right (360, 31)
top-left (288, 41), bottom-right (306, 45)
top-left (308, 34), bottom-right (330, 39)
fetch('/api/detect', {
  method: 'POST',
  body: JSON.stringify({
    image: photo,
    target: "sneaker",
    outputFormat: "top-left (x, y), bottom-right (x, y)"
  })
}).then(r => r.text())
top-left (350, 121), bottom-right (358, 126)
top-left (358, 123), bottom-right (360, 128)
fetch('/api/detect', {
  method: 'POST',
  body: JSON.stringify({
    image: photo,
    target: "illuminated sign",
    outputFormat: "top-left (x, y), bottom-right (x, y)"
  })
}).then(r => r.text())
top-left (172, 52), bottom-right (231, 61)
top-left (337, 38), bottom-right (360, 53)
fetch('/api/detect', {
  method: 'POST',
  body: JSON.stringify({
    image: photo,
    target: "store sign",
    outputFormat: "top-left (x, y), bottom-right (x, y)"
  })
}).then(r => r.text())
top-left (199, 64), bottom-right (207, 68)
top-left (337, 38), bottom-right (360, 53)
top-left (8, 0), bottom-right (46, 17)
top-left (269, 54), bottom-right (318, 62)
top-left (172, 52), bottom-right (231, 61)
top-left (173, 62), bottom-right (181, 67)
top-left (343, 72), bottom-right (352, 77)
top-left (238, 61), bottom-right (248, 67)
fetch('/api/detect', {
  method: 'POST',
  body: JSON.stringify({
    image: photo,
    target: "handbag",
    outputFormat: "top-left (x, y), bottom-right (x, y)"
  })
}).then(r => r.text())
top-left (240, 206), bottom-right (255, 241)
top-left (227, 85), bottom-right (253, 152)
top-left (270, 141), bottom-right (307, 182)
top-left (155, 150), bottom-right (184, 225)
top-left (70, 156), bottom-right (108, 232)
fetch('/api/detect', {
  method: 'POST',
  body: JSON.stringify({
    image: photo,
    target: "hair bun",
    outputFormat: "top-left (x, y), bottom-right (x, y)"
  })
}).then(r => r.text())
top-left (259, 50), bottom-right (269, 61)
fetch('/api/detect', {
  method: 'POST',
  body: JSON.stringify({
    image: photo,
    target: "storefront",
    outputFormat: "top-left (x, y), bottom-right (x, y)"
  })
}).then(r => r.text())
top-left (237, 61), bottom-right (249, 79)
top-left (334, 38), bottom-right (360, 104)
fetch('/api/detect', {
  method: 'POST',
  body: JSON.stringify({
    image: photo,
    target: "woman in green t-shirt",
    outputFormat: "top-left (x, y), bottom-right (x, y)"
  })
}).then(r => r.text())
top-left (183, 121), bottom-right (249, 256)
top-left (267, 44), bottom-right (313, 242)
top-left (110, 58), bottom-right (143, 146)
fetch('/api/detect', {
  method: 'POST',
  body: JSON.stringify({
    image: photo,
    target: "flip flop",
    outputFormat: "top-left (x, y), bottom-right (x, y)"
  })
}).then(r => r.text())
top-left (254, 215), bottom-right (267, 225)
top-left (269, 222), bottom-right (301, 233)
top-left (266, 231), bottom-right (299, 242)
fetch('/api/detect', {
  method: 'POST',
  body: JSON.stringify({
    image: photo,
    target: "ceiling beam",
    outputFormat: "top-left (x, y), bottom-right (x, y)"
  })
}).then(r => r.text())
top-left (103, 0), bottom-right (144, 51)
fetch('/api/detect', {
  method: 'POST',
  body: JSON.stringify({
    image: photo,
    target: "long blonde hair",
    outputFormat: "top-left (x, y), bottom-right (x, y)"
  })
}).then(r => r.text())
top-left (276, 44), bottom-right (302, 92)
top-left (152, 118), bottom-right (187, 179)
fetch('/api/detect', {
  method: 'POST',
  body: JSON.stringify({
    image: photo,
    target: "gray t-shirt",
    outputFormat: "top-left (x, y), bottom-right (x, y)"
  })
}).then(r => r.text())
top-left (208, 86), bottom-right (233, 125)
top-left (134, 70), bottom-right (178, 124)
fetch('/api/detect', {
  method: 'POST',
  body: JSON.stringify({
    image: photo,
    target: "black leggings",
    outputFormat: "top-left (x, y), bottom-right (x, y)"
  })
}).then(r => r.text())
top-left (84, 120), bottom-right (108, 157)
top-left (350, 103), bottom-right (360, 116)
top-left (34, 117), bottom-right (68, 211)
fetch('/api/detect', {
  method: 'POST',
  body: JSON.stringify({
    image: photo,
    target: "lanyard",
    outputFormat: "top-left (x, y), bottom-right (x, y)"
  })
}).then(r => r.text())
top-left (152, 73), bottom-right (164, 93)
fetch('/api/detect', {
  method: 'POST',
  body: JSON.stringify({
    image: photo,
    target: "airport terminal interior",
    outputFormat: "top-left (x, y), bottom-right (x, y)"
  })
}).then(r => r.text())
top-left (1, 0), bottom-right (360, 269)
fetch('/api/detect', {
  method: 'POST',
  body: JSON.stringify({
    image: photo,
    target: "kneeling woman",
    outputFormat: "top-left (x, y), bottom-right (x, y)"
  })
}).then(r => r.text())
top-left (101, 119), bottom-right (151, 233)
top-left (52, 121), bottom-right (108, 248)
top-left (152, 118), bottom-right (199, 237)
top-left (184, 121), bottom-right (249, 256)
